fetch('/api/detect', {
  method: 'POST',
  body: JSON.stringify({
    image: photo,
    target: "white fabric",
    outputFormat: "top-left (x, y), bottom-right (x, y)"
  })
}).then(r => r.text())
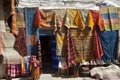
top-left (90, 64), bottom-right (120, 80)
top-left (2, 32), bottom-right (26, 64)
top-left (59, 57), bottom-right (67, 69)
top-left (3, 48), bottom-right (26, 64)
top-left (104, 0), bottom-right (120, 7)
top-left (17, 0), bottom-right (41, 8)
top-left (18, 0), bottom-right (100, 10)
top-left (2, 32), bottom-right (15, 48)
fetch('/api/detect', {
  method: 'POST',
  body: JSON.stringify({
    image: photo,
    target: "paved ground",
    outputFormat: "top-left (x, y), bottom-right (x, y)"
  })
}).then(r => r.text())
top-left (0, 73), bottom-right (95, 80)
top-left (40, 74), bottom-right (95, 80)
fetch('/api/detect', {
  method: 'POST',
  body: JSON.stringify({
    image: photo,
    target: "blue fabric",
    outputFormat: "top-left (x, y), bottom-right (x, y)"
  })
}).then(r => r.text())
top-left (101, 14), bottom-right (109, 19)
top-left (102, 13), bottom-right (118, 19)
top-left (51, 36), bottom-right (59, 71)
top-left (109, 13), bottom-right (118, 18)
top-left (24, 8), bottom-right (38, 55)
top-left (24, 8), bottom-right (39, 72)
top-left (96, 26), bottom-right (118, 62)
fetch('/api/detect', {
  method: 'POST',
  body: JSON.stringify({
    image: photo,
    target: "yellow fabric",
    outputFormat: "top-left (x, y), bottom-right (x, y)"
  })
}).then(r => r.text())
top-left (70, 29), bottom-right (93, 62)
top-left (55, 9), bottom-right (67, 56)
top-left (21, 63), bottom-right (25, 74)
top-left (56, 32), bottom-right (67, 56)
top-left (56, 33), bottom-right (65, 45)
top-left (74, 10), bottom-right (94, 30)
top-left (65, 9), bottom-right (94, 30)
top-left (87, 11), bottom-right (94, 29)
top-left (74, 10), bottom-right (85, 30)
top-left (64, 9), bottom-right (78, 28)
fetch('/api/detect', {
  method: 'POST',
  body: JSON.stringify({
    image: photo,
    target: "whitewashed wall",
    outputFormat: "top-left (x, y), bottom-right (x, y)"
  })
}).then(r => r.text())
top-left (17, 0), bottom-right (104, 10)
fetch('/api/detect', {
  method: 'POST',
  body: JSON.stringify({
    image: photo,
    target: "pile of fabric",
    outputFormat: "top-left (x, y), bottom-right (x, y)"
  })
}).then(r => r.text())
top-left (90, 64), bottom-right (120, 80)
top-left (0, 32), bottom-right (27, 78)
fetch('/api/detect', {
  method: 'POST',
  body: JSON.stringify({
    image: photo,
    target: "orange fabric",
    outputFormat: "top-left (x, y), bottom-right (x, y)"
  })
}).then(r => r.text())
top-left (34, 8), bottom-right (40, 27)
top-left (64, 9), bottom-right (78, 28)
top-left (21, 63), bottom-right (25, 74)
top-left (90, 10), bottom-right (104, 61)
top-left (11, 0), bottom-right (18, 36)
top-left (87, 11), bottom-right (94, 29)
top-left (74, 10), bottom-right (95, 30)
top-left (93, 28), bottom-right (103, 61)
top-left (34, 8), bottom-right (55, 28)
top-left (98, 12), bottom-right (104, 31)
top-left (74, 10), bottom-right (85, 30)
top-left (28, 35), bottom-right (37, 45)
top-left (90, 10), bottom-right (104, 31)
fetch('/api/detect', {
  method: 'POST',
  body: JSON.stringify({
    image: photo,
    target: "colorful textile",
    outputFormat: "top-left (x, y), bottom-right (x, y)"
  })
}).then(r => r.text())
top-left (54, 9), bottom-right (66, 32)
top-left (14, 28), bottom-right (28, 57)
top-left (11, 0), bottom-right (18, 36)
top-left (5, 0), bottom-right (18, 36)
top-left (4, 0), bottom-right (25, 35)
top-left (93, 28), bottom-right (103, 61)
top-left (16, 64), bottom-right (21, 77)
top-left (30, 55), bottom-right (36, 76)
top-left (91, 10), bottom-right (104, 61)
top-left (87, 10), bottom-right (94, 29)
top-left (7, 64), bottom-right (11, 76)
top-left (67, 10), bottom-right (95, 62)
top-left (65, 9), bottom-right (96, 30)
top-left (34, 8), bottom-right (41, 27)
top-left (16, 8), bottom-right (25, 28)
top-left (96, 26), bottom-right (118, 62)
top-left (70, 29), bottom-right (93, 63)
top-left (56, 32), bottom-right (67, 56)
top-left (34, 8), bottom-right (55, 28)
top-left (37, 40), bottom-right (42, 69)
top-left (25, 8), bottom-right (38, 55)
top-left (67, 29), bottom-right (76, 67)
top-left (74, 10), bottom-right (94, 30)
top-left (25, 8), bottom-right (40, 72)
top-left (74, 9), bottom-right (85, 30)
top-left (55, 10), bottom-right (67, 56)
top-left (28, 35), bottom-right (37, 45)
top-left (6, 64), bottom-right (21, 77)
top-left (90, 10), bottom-right (104, 31)
top-left (30, 55), bottom-right (41, 78)
top-left (11, 64), bottom-right (16, 77)
top-left (21, 63), bottom-right (26, 75)
top-left (65, 9), bottom-right (78, 28)
top-left (100, 7), bottom-right (120, 30)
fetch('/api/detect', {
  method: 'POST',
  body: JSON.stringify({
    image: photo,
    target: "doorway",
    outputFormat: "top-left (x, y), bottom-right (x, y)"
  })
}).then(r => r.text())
top-left (40, 35), bottom-right (53, 74)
